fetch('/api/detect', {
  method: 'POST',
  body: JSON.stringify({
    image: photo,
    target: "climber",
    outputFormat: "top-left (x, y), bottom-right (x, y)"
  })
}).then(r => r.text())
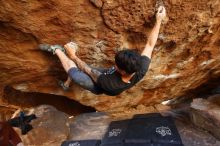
top-left (39, 6), bottom-right (166, 96)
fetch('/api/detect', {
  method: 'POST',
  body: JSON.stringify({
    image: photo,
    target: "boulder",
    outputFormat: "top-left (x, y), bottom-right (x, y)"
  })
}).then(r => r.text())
top-left (68, 112), bottom-right (111, 140)
top-left (12, 105), bottom-right (70, 146)
top-left (176, 120), bottom-right (220, 146)
top-left (191, 98), bottom-right (220, 140)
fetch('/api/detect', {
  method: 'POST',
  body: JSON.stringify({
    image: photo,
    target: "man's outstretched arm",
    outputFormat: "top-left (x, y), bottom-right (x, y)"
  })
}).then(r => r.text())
top-left (141, 6), bottom-right (166, 58)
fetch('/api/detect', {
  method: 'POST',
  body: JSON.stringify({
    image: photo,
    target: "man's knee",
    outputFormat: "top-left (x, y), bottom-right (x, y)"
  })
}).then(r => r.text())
top-left (68, 68), bottom-right (92, 84)
top-left (67, 60), bottom-right (77, 71)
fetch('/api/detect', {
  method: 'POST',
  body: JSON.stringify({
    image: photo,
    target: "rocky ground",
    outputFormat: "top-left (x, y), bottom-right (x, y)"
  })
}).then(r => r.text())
top-left (0, 93), bottom-right (219, 146)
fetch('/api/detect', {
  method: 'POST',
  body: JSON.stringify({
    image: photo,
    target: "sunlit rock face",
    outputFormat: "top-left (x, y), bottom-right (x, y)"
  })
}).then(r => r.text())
top-left (0, 0), bottom-right (219, 112)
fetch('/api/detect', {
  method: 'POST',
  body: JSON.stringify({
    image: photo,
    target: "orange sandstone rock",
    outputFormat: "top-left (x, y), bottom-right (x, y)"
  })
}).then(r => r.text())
top-left (0, 0), bottom-right (219, 112)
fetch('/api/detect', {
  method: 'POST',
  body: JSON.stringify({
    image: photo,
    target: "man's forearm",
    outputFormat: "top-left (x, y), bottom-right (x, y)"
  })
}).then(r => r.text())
top-left (71, 56), bottom-right (91, 74)
top-left (146, 20), bottom-right (162, 48)
top-left (141, 20), bottom-right (162, 57)
top-left (70, 55), bottom-right (101, 82)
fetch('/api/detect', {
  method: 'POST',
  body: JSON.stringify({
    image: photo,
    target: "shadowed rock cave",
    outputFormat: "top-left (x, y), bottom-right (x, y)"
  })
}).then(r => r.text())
top-left (1, 86), bottom-right (96, 118)
top-left (164, 76), bottom-right (220, 105)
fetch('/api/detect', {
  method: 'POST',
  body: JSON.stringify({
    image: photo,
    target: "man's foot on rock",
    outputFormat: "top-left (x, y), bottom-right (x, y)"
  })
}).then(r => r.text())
top-left (39, 44), bottom-right (65, 55)
top-left (58, 80), bottom-right (70, 91)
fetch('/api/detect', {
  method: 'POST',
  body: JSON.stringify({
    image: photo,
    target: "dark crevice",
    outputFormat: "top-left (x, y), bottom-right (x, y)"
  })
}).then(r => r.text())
top-left (2, 86), bottom-right (96, 116)
top-left (170, 77), bottom-right (220, 106)
top-left (189, 77), bottom-right (220, 99)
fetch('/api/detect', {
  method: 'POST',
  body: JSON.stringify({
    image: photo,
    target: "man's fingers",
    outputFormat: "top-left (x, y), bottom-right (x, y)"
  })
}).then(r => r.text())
top-left (66, 42), bottom-right (78, 50)
top-left (157, 6), bottom-right (163, 13)
top-left (157, 6), bottom-right (166, 19)
top-left (158, 6), bottom-right (165, 14)
top-left (159, 7), bottom-right (164, 13)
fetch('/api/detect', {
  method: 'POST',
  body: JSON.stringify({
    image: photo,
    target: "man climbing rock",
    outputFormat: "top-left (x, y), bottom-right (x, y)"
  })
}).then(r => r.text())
top-left (40, 6), bottom-right (166, 96)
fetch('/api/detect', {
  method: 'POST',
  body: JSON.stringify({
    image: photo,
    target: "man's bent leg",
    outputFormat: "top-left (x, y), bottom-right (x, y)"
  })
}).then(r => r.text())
top-left (64, 44), bottom-right (102, 82)
top-left (64, 76), bottom-right (72, 87)
top-left (68, 68), bottom-right (103, 94)
top-left (55, 48), bottom-right (102, 94)
top-left (58, 76), bottom-right (72, 91)
top-left (55, 49), bottom-right (76, 72)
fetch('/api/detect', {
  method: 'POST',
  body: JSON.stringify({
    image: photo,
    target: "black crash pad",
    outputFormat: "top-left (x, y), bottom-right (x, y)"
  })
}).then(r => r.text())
top-left (100, 120), bottom-right (130, 146)
top-left (124, 143), bottom-right (183, 146)
top-left (101, 113), bottom-right (183, 146)
top-left (61, 140), bottom-right (100, 146)
top-left (125, 113), bottom-right (182, 145)
top-left (103, 143), bottom-right (182, 146)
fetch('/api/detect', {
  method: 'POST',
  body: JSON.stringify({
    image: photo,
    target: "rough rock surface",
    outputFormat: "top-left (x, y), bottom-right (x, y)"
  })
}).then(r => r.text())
top-left (0, 0), bottom-right (220, 111)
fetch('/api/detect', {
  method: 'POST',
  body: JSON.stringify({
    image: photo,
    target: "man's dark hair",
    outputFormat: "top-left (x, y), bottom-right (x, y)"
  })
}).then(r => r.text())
top-left (115, 49), bottom-right (142, 74)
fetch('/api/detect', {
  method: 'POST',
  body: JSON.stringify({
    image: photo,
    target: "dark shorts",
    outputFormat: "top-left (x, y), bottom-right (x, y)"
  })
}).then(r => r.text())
top-left (68, 67), bottom-right (110, 94)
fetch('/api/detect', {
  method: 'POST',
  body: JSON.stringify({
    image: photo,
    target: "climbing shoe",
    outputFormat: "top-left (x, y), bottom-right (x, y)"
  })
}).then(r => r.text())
top-left (58, 80), bottom-right (70, 91)
top-left (39, 44), bottom-right (66, 55)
